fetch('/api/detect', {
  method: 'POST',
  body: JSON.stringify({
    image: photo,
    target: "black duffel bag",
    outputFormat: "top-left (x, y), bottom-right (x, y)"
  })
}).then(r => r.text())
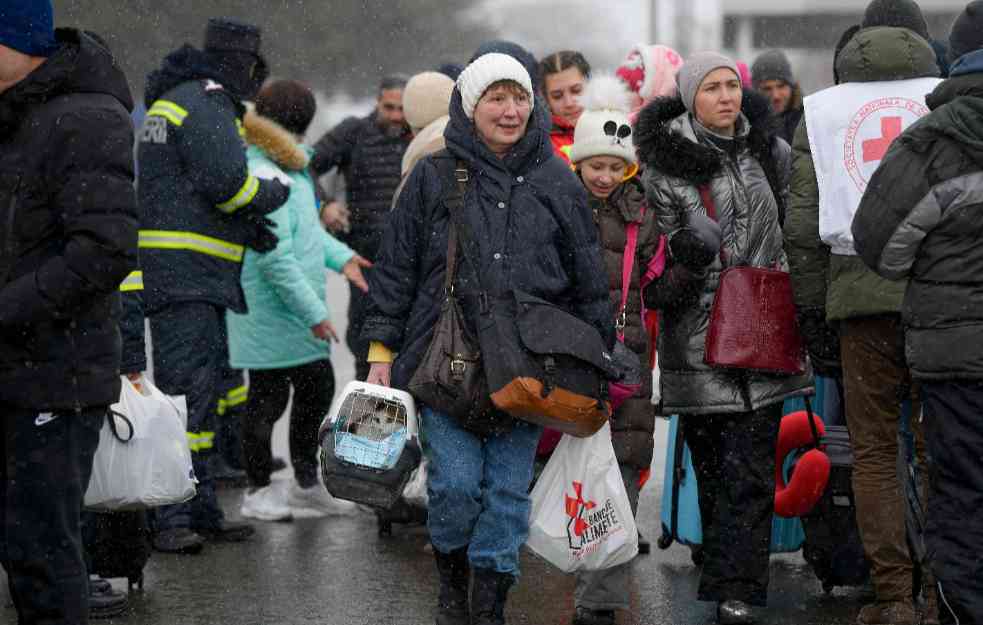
top-left (478, 289), bottom-right (618, 437)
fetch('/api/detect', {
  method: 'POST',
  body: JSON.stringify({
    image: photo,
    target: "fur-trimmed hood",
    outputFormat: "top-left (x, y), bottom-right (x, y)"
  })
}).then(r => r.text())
top-left (243, 107), bottom-right (310, 171)
top-left (633, 89), bottom-right (777, 186)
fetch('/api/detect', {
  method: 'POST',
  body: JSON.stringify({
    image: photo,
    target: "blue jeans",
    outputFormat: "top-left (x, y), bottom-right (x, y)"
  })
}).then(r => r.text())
top-left (422, 407), bottom-right (541, 576)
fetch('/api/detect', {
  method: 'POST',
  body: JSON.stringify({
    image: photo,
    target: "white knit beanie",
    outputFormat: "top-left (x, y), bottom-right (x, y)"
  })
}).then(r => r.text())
top-left (569, 75), bottom-right (637, 165)
top-left (403, 71), bottom-right (455, 132)
top-left (457, 53), bottom-right (534, 120)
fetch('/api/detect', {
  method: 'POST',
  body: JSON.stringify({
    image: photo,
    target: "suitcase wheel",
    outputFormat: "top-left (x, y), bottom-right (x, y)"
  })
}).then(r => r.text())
top-left (690, 545), bottom-right (705, 566)
top-left (657, 533), bottom-right (673, 550)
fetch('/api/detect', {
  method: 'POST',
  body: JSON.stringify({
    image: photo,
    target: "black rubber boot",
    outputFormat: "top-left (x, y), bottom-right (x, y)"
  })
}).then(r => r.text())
top-left (434, 546), bottom-right (469, 625)
top-left (152, 527), bottom-right (205, 554)
top-left (471, 568), bottom-right (514, 625)
top-left (89, 577), bottom-right (129, 619)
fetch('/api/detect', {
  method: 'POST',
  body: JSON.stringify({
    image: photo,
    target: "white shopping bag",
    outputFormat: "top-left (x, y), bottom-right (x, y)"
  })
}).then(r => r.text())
top-left (526, 422), bottom-right (639, 572)
top-left (85, 376), bottom-right (197, 511)
top-left (402, 457), bottom-right (429, 507)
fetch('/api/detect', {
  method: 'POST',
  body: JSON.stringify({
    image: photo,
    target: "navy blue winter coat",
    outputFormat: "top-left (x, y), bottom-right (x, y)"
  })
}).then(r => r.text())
top-left (361, 88), bottom-right (615, 391)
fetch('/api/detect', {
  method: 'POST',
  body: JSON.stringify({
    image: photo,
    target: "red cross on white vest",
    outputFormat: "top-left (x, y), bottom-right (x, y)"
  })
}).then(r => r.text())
top-left (862, 116), bottom-right (903, 163)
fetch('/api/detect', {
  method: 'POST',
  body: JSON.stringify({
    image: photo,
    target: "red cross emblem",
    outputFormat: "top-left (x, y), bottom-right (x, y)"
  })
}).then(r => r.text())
top-left (862, 116), bottom-right (902, 163)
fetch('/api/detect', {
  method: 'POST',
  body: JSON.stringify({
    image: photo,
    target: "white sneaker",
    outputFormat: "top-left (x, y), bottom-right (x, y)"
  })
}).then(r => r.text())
top-left (287, 483), bottom-right (358, 518)
top-left (240, 484), bottom-right (293, 522)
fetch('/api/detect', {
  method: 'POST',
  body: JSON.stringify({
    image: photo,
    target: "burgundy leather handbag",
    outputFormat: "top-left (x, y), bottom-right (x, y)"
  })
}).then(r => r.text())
top-left (699, 187), bottom-right (807, 375)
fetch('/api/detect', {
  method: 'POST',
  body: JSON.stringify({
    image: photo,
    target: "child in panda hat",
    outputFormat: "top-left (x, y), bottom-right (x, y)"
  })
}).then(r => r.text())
top-left (568, 75), bottom-right (664, 625)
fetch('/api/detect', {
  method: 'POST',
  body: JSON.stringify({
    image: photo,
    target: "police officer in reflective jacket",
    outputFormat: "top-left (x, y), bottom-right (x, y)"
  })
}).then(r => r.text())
top-left (137, 18), bottom-right (288, 554)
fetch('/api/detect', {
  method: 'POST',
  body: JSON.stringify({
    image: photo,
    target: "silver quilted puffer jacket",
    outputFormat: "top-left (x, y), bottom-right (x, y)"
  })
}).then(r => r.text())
top-left (635, 94), bottom-right (813, 415)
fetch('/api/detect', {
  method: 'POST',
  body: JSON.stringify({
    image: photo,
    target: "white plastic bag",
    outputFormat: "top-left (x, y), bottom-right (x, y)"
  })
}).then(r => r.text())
top-left (84, 376), bottom-right (197, 511)
top-left (526, 422), bottom-right (638, 572)
top-left (402, 457), bottom-right (429, 507)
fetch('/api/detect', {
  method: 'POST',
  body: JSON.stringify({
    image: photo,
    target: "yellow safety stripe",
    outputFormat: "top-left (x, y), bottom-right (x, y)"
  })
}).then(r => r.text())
top-left (236, 118), bottom-right (246, 138)
top-left (187, 431), bottom-right (215, 453)
top-left (216, 175), bottom-right (260, 214)
top-left (119, 270), bottom-right (144, 292)
top-left (147, 99), bottom-right (188, 127)
top-left (216, 384), bottom-right (249, 416)
top-left (138, 230), bottom-right (244, 263)
top-left (226, 384), bottom-right (248, 407)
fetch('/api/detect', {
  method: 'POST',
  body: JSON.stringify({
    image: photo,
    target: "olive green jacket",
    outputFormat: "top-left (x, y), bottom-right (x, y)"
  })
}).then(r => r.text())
top-left (785, 27), bottom-right (940, 342)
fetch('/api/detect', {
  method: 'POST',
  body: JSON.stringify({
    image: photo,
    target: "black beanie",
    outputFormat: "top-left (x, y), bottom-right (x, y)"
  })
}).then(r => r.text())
top-left (205, 18), bottom-right (261, 55)
top-left (949, 1), bottom-right (983, 63)
top-left (861, 0), bottom-right (930, 41)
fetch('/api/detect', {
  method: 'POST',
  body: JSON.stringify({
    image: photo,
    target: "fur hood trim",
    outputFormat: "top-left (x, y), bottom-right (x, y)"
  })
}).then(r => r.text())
top-left (633, 89), bottom-right (775, 186)
top-left (243, 106), bottom-right (310, 171)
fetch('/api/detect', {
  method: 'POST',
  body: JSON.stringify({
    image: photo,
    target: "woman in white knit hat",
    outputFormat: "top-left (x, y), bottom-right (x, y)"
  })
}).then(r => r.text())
top-left (634, 51), bottom-right (811, 624)
top-left (360, 53), bottom-right (613, 625)
top-left (567, 75), bottom-right (663, 625)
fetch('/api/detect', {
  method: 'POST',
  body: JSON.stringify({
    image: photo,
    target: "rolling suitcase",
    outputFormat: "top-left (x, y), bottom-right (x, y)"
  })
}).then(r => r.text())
top-left (657, 414), bottom-right (806, 560)
top-left (655, 380), bottom-right (841, 558)
top-left (82, 510), bottom-right (152, 590)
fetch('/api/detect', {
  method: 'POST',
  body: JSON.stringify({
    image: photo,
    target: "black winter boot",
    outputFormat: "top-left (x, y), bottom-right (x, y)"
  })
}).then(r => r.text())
top-left (434, 546), bottom-right (470, 625)
top-left (471, 568), bottom-right (514, 625)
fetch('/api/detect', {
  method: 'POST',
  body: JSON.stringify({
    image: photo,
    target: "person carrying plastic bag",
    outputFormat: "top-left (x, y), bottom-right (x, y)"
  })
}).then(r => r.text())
top-left (554, 74), bottom-right (661, 625)
top-left (85, 377), bottom-right (196, 511)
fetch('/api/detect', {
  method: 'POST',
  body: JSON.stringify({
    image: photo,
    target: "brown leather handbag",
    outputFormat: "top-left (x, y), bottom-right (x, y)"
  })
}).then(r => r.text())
top-left (699, 187), bottom-right (807, 375)
top-left (406, 158), bottom-right (501, 434)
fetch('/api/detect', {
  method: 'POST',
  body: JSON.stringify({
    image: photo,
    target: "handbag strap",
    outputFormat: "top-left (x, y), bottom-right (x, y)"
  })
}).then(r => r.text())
top-left (618, 221), bottom-right (640, 339)
top-left (698, 185), bottom-right (726, 266)
top-left (618, 202), bottom-right (649, 339)
top-left (440, 158), bottom-right (471, 295)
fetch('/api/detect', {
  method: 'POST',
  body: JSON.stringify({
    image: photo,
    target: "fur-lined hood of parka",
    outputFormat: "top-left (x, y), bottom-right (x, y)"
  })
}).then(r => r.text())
top-left (632, 89), bottom-right (785, 204)
top-left (243, 106), bottom-right (310, 172)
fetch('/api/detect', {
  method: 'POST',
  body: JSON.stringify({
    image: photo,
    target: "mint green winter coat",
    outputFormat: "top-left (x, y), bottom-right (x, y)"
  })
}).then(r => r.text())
top-left (227, 111), bottom-right (355, 370)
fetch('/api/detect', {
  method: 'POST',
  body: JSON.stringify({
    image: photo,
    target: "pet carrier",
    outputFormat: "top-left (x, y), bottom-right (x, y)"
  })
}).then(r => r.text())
top-left (319, 382), bottom-right (421, 509)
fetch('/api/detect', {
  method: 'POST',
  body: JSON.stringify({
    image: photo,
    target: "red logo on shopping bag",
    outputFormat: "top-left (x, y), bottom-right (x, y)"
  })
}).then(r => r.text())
top-left (565, 481), bottom-right (596, 546)
top-left (565, 481), bottom-right (622, 557)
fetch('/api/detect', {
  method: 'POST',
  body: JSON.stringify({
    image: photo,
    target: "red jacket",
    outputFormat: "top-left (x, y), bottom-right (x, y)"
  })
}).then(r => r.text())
top-left (549, 114), bottom-right (575, 165)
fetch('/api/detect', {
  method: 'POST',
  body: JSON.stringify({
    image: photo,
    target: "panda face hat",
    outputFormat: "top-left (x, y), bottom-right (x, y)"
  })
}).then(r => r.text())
top-left (569, 75), bottom-right (637, 166)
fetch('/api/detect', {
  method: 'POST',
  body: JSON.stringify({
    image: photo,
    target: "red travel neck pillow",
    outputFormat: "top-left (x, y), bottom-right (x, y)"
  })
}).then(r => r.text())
top-left (775, 409), bottom-right (831, 518)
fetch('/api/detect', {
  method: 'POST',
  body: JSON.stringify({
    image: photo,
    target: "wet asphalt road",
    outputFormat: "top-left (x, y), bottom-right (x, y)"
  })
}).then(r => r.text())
top-left (2, 274), bottom-right (869, 625)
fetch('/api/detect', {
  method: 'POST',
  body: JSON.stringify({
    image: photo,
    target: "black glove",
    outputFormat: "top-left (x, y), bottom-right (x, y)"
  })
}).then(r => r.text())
top-left (670, 212), bottom-right (722, 270)
top-left (265, 178), bottom-right (290, 212)
top-left (243, 216), bottom-right (279, 253)
top-left (797, 308), bottom-right (842, 377)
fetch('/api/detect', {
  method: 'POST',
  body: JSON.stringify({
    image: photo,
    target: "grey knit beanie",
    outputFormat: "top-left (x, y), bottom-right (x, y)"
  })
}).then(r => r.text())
top-left (676, 52), bottom-right (741, 113)
top-left (862, 0), bottom-right (931, 41)
top-left (751, 50), bottom-right (795, 87)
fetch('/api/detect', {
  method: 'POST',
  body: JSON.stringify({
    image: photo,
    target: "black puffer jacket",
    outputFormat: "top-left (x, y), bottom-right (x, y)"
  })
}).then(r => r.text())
top-left (0, 29), bottom-right (138, 410)
top-left (854, 69), bottom-right (983, 380)
top-left (311, 113), bottom-right (411, 259)
top-left (361, 89), bottom-right (614, 399)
